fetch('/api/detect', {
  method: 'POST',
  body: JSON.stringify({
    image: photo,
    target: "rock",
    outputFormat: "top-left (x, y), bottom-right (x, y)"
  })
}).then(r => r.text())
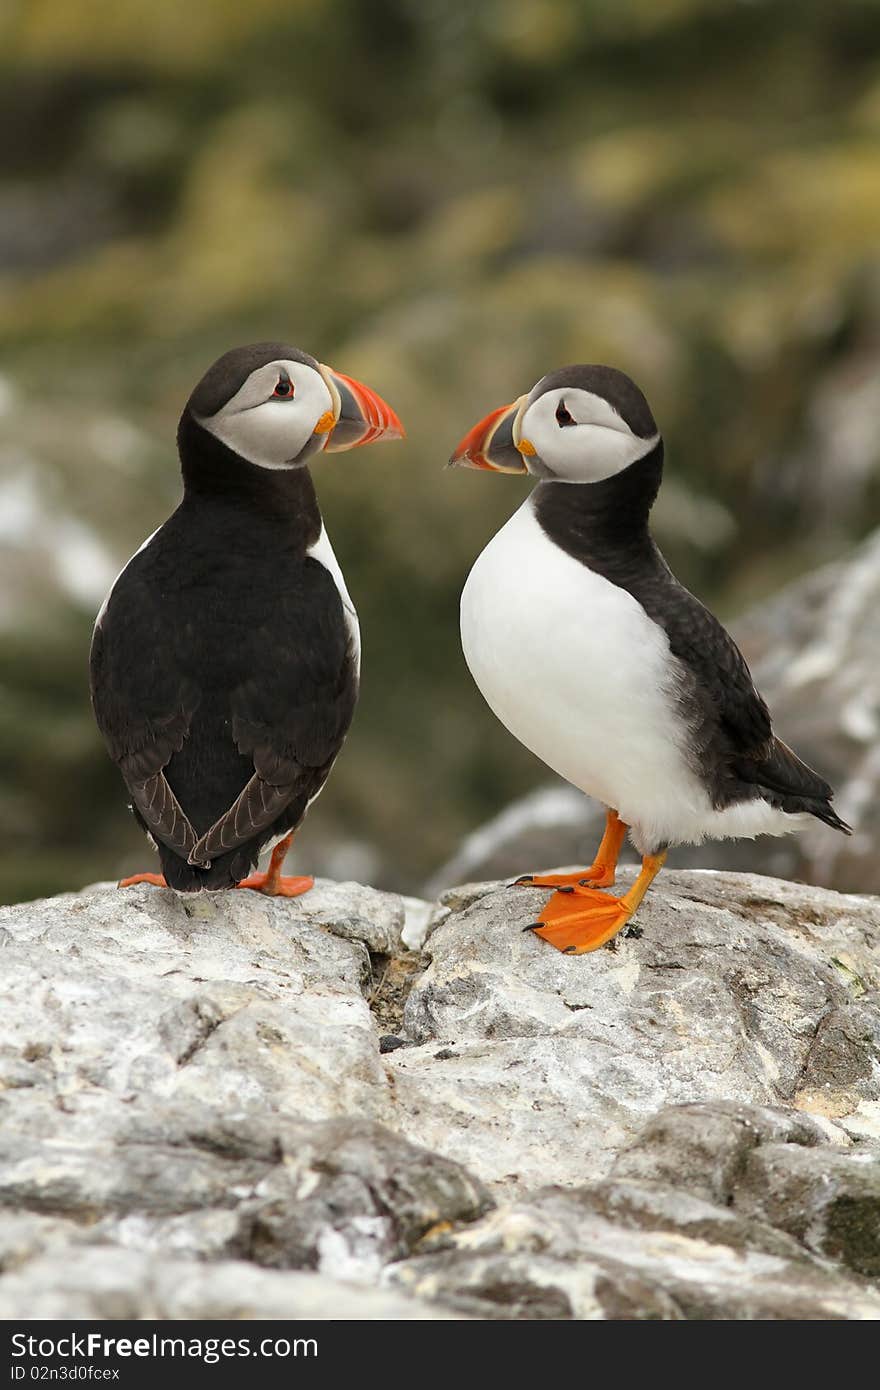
top-left (426, 528), bottom-right (880, 897)
top-left (0, 1104), bottom-right (490, 1282)
top-left (0, 879), bottom-right (391, 1174)
top-left (387, 1182), bottom-right (880, 1320)
top-left (0, 1248), bottom-right (465, 1320)
top-left (734, 1142), bottom-right (880, 1278)
top-left (295, 878), bottom-right (405, 954)
top-left (0, 1212), bottom-right (81, 1274)
top-left (240, 1118), bottom-right (491, 1280)
top-left (401, 895), bottom-right (436, 952)
top-left (731, 530), bottom-right (880, 895)
top-left (388, 869), bottom-right (880, 1190)
top-left (0, 877), bottom-right (486, 1250)
top-left (575, 1177), bottom-right (807, 1261)
top-left (611, 1100), bottom-right (828, 1204)
top-left (0, 880), bottom-right (489, 1318)
top-left (2, 872), bottom-right (880, 1319)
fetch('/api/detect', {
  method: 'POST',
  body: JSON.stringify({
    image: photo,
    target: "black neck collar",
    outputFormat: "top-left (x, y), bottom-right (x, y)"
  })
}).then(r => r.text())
top-left (176, 410), bottom-right (322, 535)
top-left (532, 439), bottom-right (664, 554)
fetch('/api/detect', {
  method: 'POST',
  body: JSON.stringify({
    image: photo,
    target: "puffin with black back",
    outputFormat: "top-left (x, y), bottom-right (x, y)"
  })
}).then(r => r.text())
top-left (90, 343), bottom-right (404, 894)
top-left (451, 365), bottom-right (850, 954)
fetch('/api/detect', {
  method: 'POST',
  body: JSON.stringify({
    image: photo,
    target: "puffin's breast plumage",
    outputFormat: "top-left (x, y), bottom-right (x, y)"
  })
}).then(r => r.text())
top-left (461, 495), bottom-right (719, 854)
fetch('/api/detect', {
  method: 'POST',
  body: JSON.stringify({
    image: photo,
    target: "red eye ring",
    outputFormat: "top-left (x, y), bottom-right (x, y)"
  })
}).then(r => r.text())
top-left (273, 378), bottom-right (294, 399)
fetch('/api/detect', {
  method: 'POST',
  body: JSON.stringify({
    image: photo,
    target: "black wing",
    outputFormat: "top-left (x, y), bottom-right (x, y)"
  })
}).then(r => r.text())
top-left (647, 569), bottom-right (848, 829)
top-left (532, 480), bottom-right (847, 831)
top-left (641, 571), bottom-right (773, 759)
top-left (91, 550), bottom-right (358, 868)
top-left (90, 544), bottom-right (201, 856)
top-left (186, 560), bottom-right (358, 866)
top-left (90, 568), bottom-right (201, 860)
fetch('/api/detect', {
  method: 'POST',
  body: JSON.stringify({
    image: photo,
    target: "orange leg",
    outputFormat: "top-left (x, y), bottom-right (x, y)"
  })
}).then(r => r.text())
top-left (119, 871), bottom-right (167, 888)
top-left (514, 809), bottom-right (627, 891)
top-left (525, 850), bottom-right (667, 954)
top-left (236, 834), bottom-right (314, 899)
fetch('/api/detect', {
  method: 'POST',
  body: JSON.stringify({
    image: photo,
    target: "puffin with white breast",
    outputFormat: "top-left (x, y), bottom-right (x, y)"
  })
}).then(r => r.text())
top-left (90, 342), bottom-right (403, 894)
top-left (451, 365), bottom-right (850, 954)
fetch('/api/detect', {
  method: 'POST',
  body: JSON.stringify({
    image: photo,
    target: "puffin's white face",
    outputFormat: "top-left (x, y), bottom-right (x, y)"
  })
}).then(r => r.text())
top-left (199, 360), bottom-right (336, 470)
top-left (517, 387), bottom-right (659, 484)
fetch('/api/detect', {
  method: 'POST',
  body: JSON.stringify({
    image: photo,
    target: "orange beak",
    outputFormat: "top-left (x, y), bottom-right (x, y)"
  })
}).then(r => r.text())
top-left (449, 396), bottom-right (529, 474)
top-left (318, 365), bottom-right (405, 453)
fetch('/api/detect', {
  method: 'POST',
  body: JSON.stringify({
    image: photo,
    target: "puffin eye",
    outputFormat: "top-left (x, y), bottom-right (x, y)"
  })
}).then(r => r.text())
top-left (556, 400), bottom-right (575, 427)
top-left (272, 378), bottom-right (294, 399)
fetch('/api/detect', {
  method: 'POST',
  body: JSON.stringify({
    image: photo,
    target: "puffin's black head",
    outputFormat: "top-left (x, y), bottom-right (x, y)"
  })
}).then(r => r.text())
top-left (185, 342), bottom-right (404, 470)
top-left (450, 364), bottom-right (659, 483)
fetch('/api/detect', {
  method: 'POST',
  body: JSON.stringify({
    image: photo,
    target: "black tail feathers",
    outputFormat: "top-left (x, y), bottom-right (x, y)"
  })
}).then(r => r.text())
top-left (799, 799), bottom-right (852, 836)
top-left (738, 737), bottom-right (851, 836)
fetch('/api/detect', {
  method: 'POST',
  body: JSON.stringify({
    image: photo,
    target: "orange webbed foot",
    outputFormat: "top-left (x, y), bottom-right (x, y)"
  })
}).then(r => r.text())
top-left (119, 872), bottom-right (168, 889)
top-left (525, 885), bottom-right (634, 954)
top-left (523, 850), bottom-right (667, 956)
top-left (236, 872), bottom-right (314, 899)
top-left (235, 834), bottom-right (313, 898)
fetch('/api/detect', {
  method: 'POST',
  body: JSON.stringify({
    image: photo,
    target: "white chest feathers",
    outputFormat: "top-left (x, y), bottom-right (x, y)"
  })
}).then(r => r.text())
top-left (459, 497), bottom-right (791, 852)
top-left (308, 524), bottom-right (361, 676)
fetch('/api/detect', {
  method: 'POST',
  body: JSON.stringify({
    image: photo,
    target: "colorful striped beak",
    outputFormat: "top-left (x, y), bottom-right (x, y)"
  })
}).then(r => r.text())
top-left (318, 365), bottom-right (405, 452)
top-left (449, 396), bottom-right (529, 473)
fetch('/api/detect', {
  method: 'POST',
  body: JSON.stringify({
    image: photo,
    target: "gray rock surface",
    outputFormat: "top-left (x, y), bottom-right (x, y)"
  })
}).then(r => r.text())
top-left (733, 1141), bottom-right (880, 1278)
top-left (610, 1099), bottom-right (829, 1204)
top-left (0, 879), bottom-right (390, 1146)
top-left (0, 1248), bottom-right (463, 1320)
top-left (390, 869), bottom-right (880, 1190)
top-left (1, 871), bottom-right (879, 1319)
top-left (387, 1178), bottom-right (880, 1320)
top-left (427, 527), bottom-right (880, 898)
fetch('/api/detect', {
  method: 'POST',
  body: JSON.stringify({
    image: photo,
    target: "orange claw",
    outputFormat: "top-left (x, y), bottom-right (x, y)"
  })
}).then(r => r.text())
top-left (515, 865), bottom-right (617, 890)
top-left (119, 871), bottom-right (168, 888)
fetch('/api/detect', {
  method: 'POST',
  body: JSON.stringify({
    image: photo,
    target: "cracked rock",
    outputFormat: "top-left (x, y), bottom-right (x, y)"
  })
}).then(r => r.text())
top-left (733, 1142), bottom-right (880, 1278)
top-left (0, 879), bottom-right (393, 1223)
top-left (611, 1101), bottom-right (829, 1204)
top-left (387, 1184), bottom-right (880, 1320)
top-left (295, 878), bottom-right (406, 955)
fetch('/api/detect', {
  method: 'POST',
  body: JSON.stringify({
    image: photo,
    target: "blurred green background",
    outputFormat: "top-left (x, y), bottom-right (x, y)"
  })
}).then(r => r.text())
top-left (2, 0), bottom-right (880, 903)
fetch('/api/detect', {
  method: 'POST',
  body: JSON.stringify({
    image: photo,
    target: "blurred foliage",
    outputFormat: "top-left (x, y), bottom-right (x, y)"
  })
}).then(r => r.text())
top-left (1, 0), bottom-right (880, 900)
